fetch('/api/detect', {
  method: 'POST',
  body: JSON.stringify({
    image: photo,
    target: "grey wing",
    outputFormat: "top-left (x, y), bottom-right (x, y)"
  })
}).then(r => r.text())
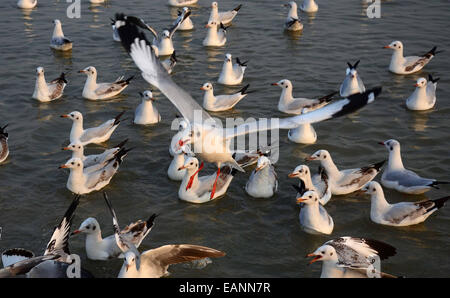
top-left (214, 93), bottom-right (245, 109)
top-left (384, 170), bottom-right (434, 187)
top-left (404, 55), bottom-right (428, 72)
top-left (0, 255), bottom-right (60, 278)
top-left (232, 64), bottom-right (244, 78)
top-left (383, 202), bottom-right (425, 224)
top-left (128, 38), bottom-right (212, 123)
top-left (47, 82), bottom-right (66, 99)
top-left (79, 119), bottom-right (115, 143)
top-left (94, 82), bottom-right (126, 96)
top-left (357, 75), bottom-right (366, 92)
top-left (85, 161), bottom-right (118, 190)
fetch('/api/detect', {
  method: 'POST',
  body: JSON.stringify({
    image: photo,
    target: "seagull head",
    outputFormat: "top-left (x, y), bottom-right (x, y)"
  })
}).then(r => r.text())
top-left (255, 155), bottom-right (271, 172)
top-left (59, 157), bottom-right (83, 170)
top-left (53, 19), bottom-right (61, 26)
top-left (205, 20), bottom-right (218, 28)
top-left (305, 150), bottom-right (329, 162)
top-left (211, 2), bottom-right (218, 8)
top-left (306, 245), bottom-right (337, 265)
top-left (359, 181), bottom-right (383, 196)
top-left (60, 111), bottom-right (83, 122)
top-left (384, 40), bottom-right (403, 51)
top-left (296, 190), bottom-right (319, 205)
top-left (176, 123), bottom-right (204, 151)
top-left (414, 77), bottom-right (427, 88)
top-left (62, 142), bottom-right (83, 154)
top-left (124, 251), bottom-right (140, 272)
top-left (162, 30), bottom-right (170, 39)
top-left (225, 53), bottom-right (232, 63)
top-left (288, 165), bottom-right (310, 179)
top-left (271, 79), bottom-right (292, 89)
top-left (36, 67), bottom-right (44, 76)
top-left (71, 217), bottom-right (100, 236)
top-left (78, 66), bottom-right (96, 76)
top-left (284, 1), bottom-right (297, 9)
top-left (178, 156), bottom-right (199, 172)
top-left (200, 82), bottom-right (213, 91)
top-left (139, 90), bottom-right (155, 101)
top-left (378, 139), bottom-right (400, 152)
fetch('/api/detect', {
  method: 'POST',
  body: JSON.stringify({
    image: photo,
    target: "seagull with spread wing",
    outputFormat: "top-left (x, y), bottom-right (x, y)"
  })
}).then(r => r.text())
top-left (116, 16), bottom-right (382, 200)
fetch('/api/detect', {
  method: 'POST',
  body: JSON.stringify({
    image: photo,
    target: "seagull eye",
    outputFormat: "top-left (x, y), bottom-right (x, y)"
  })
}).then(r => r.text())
top-left (86, 226), bottom-right (90, 229)
top-left (190, 162), bottom-right (193, 165)
top-left (92, 226), bottom-right (96, 230)
top-left (78, 163), bottom-right (80, 167)
top-left (330, 252), bottom-right (333, 256)
top-left (309, 196), bottom-right (312, 199)
top-left (372, 188), bottom-right (376, 191)
top-left (299, 170), bottom-right (303, 173)
top-left (71, 162), bottom-right (74, 165)
top-left (321, 251), bottom-right (325, 254)
top-left (76, 117), bottom-right (79, 120)
top-left (305, 170), bottom-right (308, 174)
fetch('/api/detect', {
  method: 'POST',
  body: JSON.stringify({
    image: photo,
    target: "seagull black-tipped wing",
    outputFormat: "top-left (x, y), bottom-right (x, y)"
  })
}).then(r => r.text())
top-left (44, 195), bottom-right (80, 256)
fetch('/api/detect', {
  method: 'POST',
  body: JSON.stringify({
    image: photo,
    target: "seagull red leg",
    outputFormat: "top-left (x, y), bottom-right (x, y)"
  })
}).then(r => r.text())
top-left (210, 167), bottom-right (221, 200)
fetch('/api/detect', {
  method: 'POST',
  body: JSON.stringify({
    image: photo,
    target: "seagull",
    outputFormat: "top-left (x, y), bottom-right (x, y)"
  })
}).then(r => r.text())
top-left (71, 213), bottom-right (157, 261)
top-left (306, 150), bottom-right (385, 195)
top-left (17, 0), bottom-right (37, 9)
top-left (307, 237), bottom-right (398, 278)
top-left (287, 110), bottom-right (317, 144)
top-left (300, 0), bottom-right (318, 12)
top-left (0, 196), bottom-right (93, 278)
top-left (384, 41), bottom-right (440, 75)
top-left (379, 139), bottom-right (449, 194)
top-left (90, 0), bottom-right (105, 3)
top-left (245, 155), bottom-right (278, 198)
top-left (50, 19), bottom-right (73, 51)
top-left (178, 157), bottom-right (236, 203)
top-left (360, 181), bottom-right (449, 227)
top-left (168, 145), bottom-right (188, 181)
top-left (134, 91), bottom-right (161, 125)
top-left (272, 79), bottom-right (337, 115)
top-left (32, 67), bottom-right (67, 102)
top-left (340, 60), bottom-right (365, 97)
top-left (203, 21), bottom-right (227, 47)
top-left (59, 148), bottom-right (131, 195)
top-left (169, 119), bottom-right (189, 157)
top-left (289, 164), bottom-right (331, 205)
top-left (62, 139), bottom-right (128, 169)
top-left (208, 2), bottom-right (242, 26)
top-left (218, 53), bottom-right (247, 85)
top-left (103, 193), bottom-right (226, 278)
top-left (284, 2), bottom-right (303, 31)
top-left (116, 18), bottom-right (382, 200)
top-left (295, 189), bottom-right (333, 235)
top-left (406, 75), bottom-right (439, 111)
top-left (168, 0), bottom-right (198, 7)
top-left (175, 7), bottom-right (194, 31)
top-left (79, 66), bottom-right (133, 100)
top-left (201, 82), bottom-right (249, 112)
top-left (61, 111), bottom-right (125, 146)
top-left (0, 124), bottom-right (9, 164)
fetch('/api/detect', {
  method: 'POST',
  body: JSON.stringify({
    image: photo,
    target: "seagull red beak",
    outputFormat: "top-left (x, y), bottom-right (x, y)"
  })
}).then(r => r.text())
top-left (71, 230), bottom-right (81, 235)
top-left (414, 83), bottom-right (420, 87)
top-left (271, 83), bottom-right (278, 86)
top-left (306, 253), bottom-right (322, 264)
top-left (178, 165), bottom-right (186, 171)
top-left (305, 156), bottom-right (316, 161)
top-left (288, 172), bottom-right (298, 178)
top-left (378, 142), bottom-right (385, 146)
top-left (59, 164), bottom-right (69, 169)
top-left (60, 114), bottom-right (70, 118)
top-left (383, 45), bottom-right (391, 49)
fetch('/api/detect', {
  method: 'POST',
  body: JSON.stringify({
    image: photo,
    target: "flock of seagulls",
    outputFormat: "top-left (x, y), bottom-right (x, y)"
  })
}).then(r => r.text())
top-left (1, 0), bottom-right (447, 278)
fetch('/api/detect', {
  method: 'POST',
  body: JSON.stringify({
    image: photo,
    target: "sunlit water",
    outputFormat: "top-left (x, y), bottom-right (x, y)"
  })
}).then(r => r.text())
top-left (0, 0), bottom-right (449, 278)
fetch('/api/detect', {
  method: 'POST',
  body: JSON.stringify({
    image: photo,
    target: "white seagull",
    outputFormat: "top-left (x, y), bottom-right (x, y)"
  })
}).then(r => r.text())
top-left (71, 213), bottom-right (157, 261)
top-left (201, 82), bottom-right (249, 112)
top-left (62, 139), bottom-right (128, 170)
top-left (175, 7), bottom-right (194, 31)
top-left (208, 2), bottom-right (242, 26)
top-left (384, 41), bottom-right (440, 75)
top-left (272, 79), bottom-right (337, 115)
top-left (203, 21), bottom-right (227, 47)
top-left (300, 0), bottom-right (318, 12)
top-left (295, 189), bottom-right (333, 235)
top-left (59, 148), bottom-right (131, 195)
top-left (379, 139), bottom-right (449, 194)
top-left (0, 196), bottom-right (93, 278)
top-left (168, 0), bottom-right (198, 7)
top-left (307, 237), bottom-right (398, 278)
top-left (134, 91), bottom-right (161, 125)
top-left (245, 155), bottom-right (278, 198)
top-left (32, 67), bottom-right (67, 102)
top-left (61, 111), bottom-right (125, 146)
top-left (50, 19), bottom-right (73, 51)
top-left (287, 109), bottom-right (317, 144)
top-left (406, 75), bottom-right (439, 111)
top-left (17, 0), bottom-right (37, 9)
top-left (218, 53), bottom-right (247, 85)
top-left (284, 2), bottom-right (303, 31)
top-left (289, 164), bottom-right (331, 205)
top-left (340, 60), bottom-right (365, 97)
top-left (306, 150), bottom-right (385, 195)
top-left (0, 125), bottom-right (9, 164)
top-left (79, 66), bottom-right (133, 100)
top-left (103, 193), bottom-right (225, 278)
top-left (360, 181), bottom-right (449, 227)
top-left (116, 18), bottom-right (382, 200)
top-left (169, 119), bottom-right (189, 157)
top-left (178, 157), bottom-right (236, 203)
top-left (168, 145), bottom-right (188, 181)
